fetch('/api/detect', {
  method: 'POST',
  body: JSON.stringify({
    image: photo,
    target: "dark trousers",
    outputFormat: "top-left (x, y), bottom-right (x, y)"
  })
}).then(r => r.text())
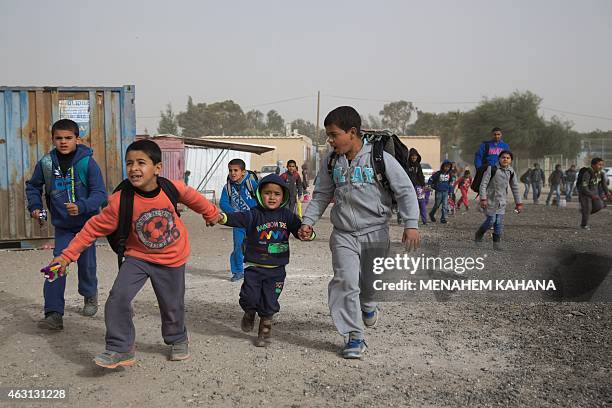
top-left (418, 200), bottom-right (428, 223)
top-left (45, 227), bottom-right (97, 315)
top-left (239, 265), bottom-right (286, 317)
top-left (579, 194), bottom-right (592, 227)
top-left (105, 257), bottom-right (187, 353)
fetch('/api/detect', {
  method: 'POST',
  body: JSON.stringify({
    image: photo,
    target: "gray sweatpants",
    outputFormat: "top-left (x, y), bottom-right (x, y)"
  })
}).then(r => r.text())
top-left (105, 257), bottom-right (187, 353)
top-left (329, 227), bottom-right (390, 339)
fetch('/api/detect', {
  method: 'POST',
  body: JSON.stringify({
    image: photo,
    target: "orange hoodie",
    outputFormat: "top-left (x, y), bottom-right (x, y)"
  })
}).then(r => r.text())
top-left (61, 180), bottom-right (219, 267)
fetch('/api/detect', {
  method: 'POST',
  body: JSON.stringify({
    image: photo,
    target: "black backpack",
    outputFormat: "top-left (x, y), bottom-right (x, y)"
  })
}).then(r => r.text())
top-left (107, 177), bottom-right (181, 268)
top-left (327, 130), bottom-right (410, 193)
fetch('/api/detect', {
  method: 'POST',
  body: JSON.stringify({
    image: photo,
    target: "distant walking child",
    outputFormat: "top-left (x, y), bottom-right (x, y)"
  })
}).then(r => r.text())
top-left (26, 119), bottom-right (107, 330)
top-left (46, 140), bottom-right (220, 368)
top-left (407, 148), bottom-right (428, 224)
top-left (220, 159), bottom-right (259, 282)
top-left (428, 160), bottom-right (454, 224)
top-left (474, 150), bottom-right (523, 250)
top-left (217, 174), bottom-right (314, 347)
top-left (454, 170), bottom-right (473, 210)
top-left (546, 164), bottom-right (565, 206)
top-left (577, 158), bottom-right (609, 230)
top-left (280, 160), bottom-right (304, 215)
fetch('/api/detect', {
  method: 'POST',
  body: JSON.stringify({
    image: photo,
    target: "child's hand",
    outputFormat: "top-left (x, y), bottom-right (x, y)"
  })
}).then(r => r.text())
top-left (402, 228), bottom-right (420, 252)
top-left (49, 256), bottom-right (70, 273)
top-left (515, 203), bottom-right (524, 213)
top-left (65, 203), bottom-right (79, 216)
top-left (31, 209), bottom-right (41, 219)
top-left (480, 199), bottom-right (488, 209)
top-left (298, 224), bottom-right (313, 241)
top-left (206, 212), bottom-right (225, 227)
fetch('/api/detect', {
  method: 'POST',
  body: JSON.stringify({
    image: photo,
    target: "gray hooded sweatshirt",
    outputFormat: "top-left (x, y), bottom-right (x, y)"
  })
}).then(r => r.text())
top-left (479, 164), bottom-right (522, 216)
top-left (302, 142), bottom-right (419, 233)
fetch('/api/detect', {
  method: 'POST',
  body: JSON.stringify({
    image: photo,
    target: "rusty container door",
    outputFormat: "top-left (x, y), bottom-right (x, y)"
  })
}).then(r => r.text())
top-left (151, 136), bottom-right (185, 181)
top-left (0, 86), bottom-right (135, 245)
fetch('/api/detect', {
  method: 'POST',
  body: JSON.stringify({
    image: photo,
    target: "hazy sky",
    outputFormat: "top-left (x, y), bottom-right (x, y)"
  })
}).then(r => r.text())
top-left (2, 0), bottom-right (611, 134)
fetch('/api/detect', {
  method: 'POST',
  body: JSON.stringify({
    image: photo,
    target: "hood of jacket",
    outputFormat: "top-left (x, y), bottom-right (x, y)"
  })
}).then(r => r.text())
top-left (256, 174), bottom-right (290, 210)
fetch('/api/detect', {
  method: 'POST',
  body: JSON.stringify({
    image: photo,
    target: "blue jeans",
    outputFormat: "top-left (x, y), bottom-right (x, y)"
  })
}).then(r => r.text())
top-left (523, 183), bottom-right (530, 199)
top-left (546, 184), bottom-right (561, 205)
top-left (430, 191), bottom-right (449, 221)
top-left (230, 228), bottom-right (246, 274)
top-left (531, 182), bottom-right (542, 202)
top-left (565, 182), bottom-right (575, 200)
top-left (45, 227), bottom-right (98, 315)
top-left (479, 214), bottom-right (504, 236)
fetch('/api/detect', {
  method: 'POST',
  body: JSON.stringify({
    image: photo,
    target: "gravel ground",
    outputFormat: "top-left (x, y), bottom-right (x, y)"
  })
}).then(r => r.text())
top-left (0, 198), bottom-right (610, 407)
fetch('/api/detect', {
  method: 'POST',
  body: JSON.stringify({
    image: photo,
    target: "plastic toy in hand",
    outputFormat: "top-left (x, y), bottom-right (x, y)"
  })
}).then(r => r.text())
top-left (38, 209), bottom-right (47, 225)
top-left (40, 263), bottom-right (68, 282)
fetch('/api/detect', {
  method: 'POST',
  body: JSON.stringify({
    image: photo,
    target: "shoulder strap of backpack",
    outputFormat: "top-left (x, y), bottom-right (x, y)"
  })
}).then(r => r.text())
top-left (40, 154), bottom-right (54, 195)
top-left (371, 139), bottom-right (389, 189)
top-left (114, 179), bottom-right (134, 268)
top-left (74, 156), bottom-right (90, 188)
top-left (158, 177), bottom-right (181, 217)
top-left (327, 152), bottom-right (338, 178)
top-left (246, 173), bottom-right (257, 197)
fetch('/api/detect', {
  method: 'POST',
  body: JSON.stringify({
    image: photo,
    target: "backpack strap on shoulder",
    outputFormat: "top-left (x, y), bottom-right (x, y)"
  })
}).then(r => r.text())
top-left (114, 179), bottom-right (134, 268)
top-left (158, 177), bottom-right (181, 217)
top-left (40, 154), bottom-right (54, 195)
top-left (74, 156), bottom-right (90, 188)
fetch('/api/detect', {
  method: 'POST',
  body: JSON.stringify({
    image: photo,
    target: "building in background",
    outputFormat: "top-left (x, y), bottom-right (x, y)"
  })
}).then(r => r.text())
top-left (204, 134), bottom-right (314, 175)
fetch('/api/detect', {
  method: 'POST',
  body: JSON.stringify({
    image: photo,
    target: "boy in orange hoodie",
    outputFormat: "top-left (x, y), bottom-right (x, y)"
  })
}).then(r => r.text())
top-left (47, 140), bottom-right (220, 368)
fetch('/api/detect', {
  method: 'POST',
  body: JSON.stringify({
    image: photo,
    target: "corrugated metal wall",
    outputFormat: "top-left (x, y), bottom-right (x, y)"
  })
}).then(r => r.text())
top-left (184, 146), bottom-right (251, 200)
top-left (0, 86), bottom-right (135, 243)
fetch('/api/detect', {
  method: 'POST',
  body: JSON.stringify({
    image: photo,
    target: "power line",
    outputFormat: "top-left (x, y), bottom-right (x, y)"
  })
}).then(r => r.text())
top-left (243, 95), bottom-right (314, 109)
top-left (541, 107), bottom-right (612, 121)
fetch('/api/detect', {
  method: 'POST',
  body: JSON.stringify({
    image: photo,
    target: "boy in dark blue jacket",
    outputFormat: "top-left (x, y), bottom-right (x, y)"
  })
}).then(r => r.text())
top-left (217, 174), bottom-right (314, 347)
top-left (25, 119), bottom-right (107, 330)
top-left (428, 160), bottom-right (455, 224)
top-left (219, 158), bottom-right (258, 282)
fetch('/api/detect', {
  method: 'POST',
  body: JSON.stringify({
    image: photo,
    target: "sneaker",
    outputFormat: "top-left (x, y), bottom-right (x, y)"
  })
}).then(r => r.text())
top-left (342, 335), bottom-right (367, 359)
top-left (230, 272), bottom-right (244, 282)
top-left (255, 317), bottom-right (272, 347)
top-left (82, 294), bottom-right (98, 317)
top-left (38, 312), bottom-right (63, 331)
top-left (170, 342), bottom-right (190, 361)
top-left (429, 213), bottom-right (436, 223)
top-left (581, 225), bottom-right (591, 230)
top-left (440, 219), bottom-right (447, 224)
top-left (362, 307), bottom-right (379, 327)
top-left (93, 350), bottom-right (136, 369)
top-left (241, 311), bottom-right (255, 332)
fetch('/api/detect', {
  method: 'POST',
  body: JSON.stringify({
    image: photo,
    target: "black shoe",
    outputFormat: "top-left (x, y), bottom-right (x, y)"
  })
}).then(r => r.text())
top-left (429, 213), bottom-right (436, 223)
top-left (38, 312), bottom-right (63, 330)
top-left (441, 219), bottom-right (447, 224)
top-left (474, 227), bottom-right (487, 243)
top-left (492, 234), bottom-right (503, 251)
top-left (82, 294), bottom-right (98, 317)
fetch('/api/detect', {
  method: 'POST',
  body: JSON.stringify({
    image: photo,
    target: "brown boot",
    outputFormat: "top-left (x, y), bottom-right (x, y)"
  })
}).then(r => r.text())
top-left (241, 311), bottom-right (255, 332)
top-left (255, 317), bottom-right (272, 347)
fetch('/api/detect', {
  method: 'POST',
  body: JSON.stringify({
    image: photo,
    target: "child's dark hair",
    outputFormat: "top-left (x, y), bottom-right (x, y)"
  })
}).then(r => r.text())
top-left (324, 106), bottom-right (361, 133)
top-left (228, 158), bottom-right (246, 170)
top-left (498, 150), bottom-right (513, 160)
top-left (52, 119), bottom-right (79, 138)
top-left (126, 139), bottom-right (162, 164)
top-left (491, 127), bottom-right (502, 133)
top-left (287, 159), bottom-right (297, 167)
top-left (464, 169), bottom-right (471, 176)
top-left (591, 157), bottom-right (603, 165)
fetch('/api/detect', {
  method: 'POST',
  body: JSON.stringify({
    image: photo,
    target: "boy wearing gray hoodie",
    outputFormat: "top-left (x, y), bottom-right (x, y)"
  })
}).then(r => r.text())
top-left (298, 106), bottom-right (420, 359)
top-left (474, 150), bottom-right (523, 250)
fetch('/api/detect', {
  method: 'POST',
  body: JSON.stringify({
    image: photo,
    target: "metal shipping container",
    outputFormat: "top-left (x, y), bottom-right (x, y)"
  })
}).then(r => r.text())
top-left (0, 85), bottom-right (136, 245)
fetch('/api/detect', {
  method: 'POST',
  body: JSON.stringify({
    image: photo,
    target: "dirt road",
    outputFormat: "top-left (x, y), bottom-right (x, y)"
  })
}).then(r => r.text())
top-left (0, 202), bottom-right (610, 407)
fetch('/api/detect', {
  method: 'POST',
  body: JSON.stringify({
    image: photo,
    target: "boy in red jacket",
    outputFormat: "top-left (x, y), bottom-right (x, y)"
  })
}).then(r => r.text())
top-left (47, 140), bottom-right (220, 369)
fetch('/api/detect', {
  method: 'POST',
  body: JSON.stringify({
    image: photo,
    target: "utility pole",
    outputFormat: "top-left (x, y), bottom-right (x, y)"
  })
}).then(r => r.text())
top-left (315, 91), bottom-right (321, 176)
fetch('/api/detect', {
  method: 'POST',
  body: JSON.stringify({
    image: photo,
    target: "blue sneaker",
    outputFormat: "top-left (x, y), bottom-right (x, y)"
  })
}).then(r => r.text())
top-left (342, 336), bottom-right (367, 359)
top-left (362, 307), bottom-right (379, 327)
top-left (230, 272), bottom-right (244, 282)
